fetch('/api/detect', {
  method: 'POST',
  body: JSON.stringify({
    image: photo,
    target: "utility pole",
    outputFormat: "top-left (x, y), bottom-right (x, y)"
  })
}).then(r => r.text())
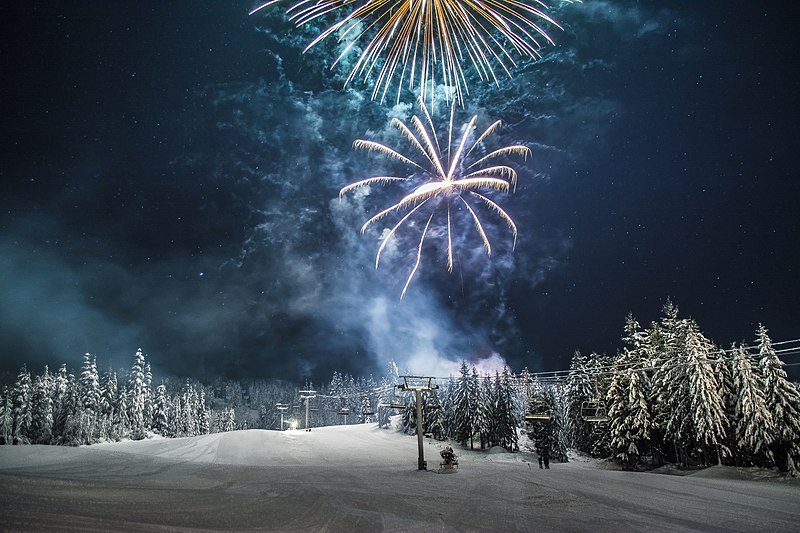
top-left (276, 403), bottom-right (289, 430)
top-left (299, 386), bottom-right (316, 431)
top-left (397, 376), bottom-right (438, 470)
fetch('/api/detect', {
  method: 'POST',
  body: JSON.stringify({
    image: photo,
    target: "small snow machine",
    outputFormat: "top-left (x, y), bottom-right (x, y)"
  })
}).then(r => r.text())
top-left (439, 445), bottom-right (459, 473)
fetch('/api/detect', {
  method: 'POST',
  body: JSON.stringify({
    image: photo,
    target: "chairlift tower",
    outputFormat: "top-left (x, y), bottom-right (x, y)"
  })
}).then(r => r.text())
top-left (299, 386), bottom-right (317, 431)
top-left (276, 402), bottom-right (289, 430)
top-left (397, 376), bottom-right (438, 471)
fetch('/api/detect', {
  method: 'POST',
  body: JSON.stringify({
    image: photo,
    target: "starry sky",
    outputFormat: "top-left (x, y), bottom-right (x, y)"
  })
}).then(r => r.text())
top-left (2, 1), bottom-right (798, 382)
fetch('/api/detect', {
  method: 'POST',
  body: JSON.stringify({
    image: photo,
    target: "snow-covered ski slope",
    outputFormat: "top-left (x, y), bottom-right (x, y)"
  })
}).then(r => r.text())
top-left (1, 425), bottom-right (798, 532)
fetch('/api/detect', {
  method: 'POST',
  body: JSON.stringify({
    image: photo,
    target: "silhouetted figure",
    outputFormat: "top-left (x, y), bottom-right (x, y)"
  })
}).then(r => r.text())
top-left (538, 449), bottom-right (550, 469)
top-left (534, 430), bottom-right (551, 469)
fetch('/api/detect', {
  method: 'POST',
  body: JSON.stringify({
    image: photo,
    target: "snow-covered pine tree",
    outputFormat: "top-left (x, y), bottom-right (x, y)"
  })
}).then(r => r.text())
top-left (151, 383), bottom-right (170, 436)
top-left (440, 377), bottom-right (456, 439)
top-left (607, 363), bottom-right (651, 469)
top-left (182, 383), bottom-right (198, 437)
top-left (401, 393), bottom-right (416, 435)
top-left (359, 395), bottom-right (372, 424)
top-left (29, 368), bottom-right (54, 444)
top-left (585, 352), bottom-right (612, 457)
top-left (527, 387), bottom-right (559, 461)
top-left (650, 302), bottom-right (694, 464)
top-left (170, 392), bottom-right (183, 437)
top-left (99, 369), bottom-right (118, 440)
top-left (684, 319), bottom-right (728, 465)
top-left (50, 364), bottom-right (70, 441)
top-left (222, 407), bottom-right (236, 432)
top-left (452, 361), bottom-right (477, 449)
top-left (79, 354), bottom-right (101, 443)
top-left (0, 387), bottom-right (12, 443)
top-left (59, 369), bottom-right (84, 446)
top-left (144, 363), bottom-right (153, 432)
top-left (757, 324), bottom-right (800, 474)
top-left (114, 383), bottom-right (130, 440)
top-left (717, 346), bottom-right (738, 465)
top-left (494, 366), bottom-right (519, 452)
top-left (606, 361), bottom-right (627, 462)
top-left (128, 349), bottom-right (147, 439)
top-left (565, 351), bottom-right (593, 451)
top-left (475, 373), bottom-right (493, 449)
top-left (424, 387), bottom-right (446, 440)
top-left (197, 387), bottom-right (209, 435)
top-left (11, 365), bottom-right (32, 443)
top-left (731, 343), bottom-right (774, 465)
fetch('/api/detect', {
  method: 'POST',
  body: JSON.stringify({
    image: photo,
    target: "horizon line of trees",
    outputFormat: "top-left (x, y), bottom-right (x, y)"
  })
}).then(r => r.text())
top-left (0, 349), bottom-right (238, 446)
top-left (2, 301), bottom-right (798, 476)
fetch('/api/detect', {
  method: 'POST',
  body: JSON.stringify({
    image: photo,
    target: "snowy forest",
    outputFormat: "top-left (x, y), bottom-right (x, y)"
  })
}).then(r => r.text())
top-left (2, 301), bottom-right (799, 475)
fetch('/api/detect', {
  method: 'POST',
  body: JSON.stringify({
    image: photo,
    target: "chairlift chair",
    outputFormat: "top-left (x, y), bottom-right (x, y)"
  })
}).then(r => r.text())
top-left (581, 400), bottom-right (609, 423)
top-left (524, 397), bottom-right (552, 422)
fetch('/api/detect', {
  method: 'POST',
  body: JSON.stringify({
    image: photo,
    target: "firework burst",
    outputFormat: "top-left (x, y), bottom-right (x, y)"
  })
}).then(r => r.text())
top-left (340, 97), bottom-right (529, 298)
top-left (250, 0), bottom-right (572, 104)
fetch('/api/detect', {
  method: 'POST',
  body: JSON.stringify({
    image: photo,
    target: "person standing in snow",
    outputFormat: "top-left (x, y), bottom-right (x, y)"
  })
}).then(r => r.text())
top-left (537, 446), bottom-right (550, 469)
top-left (535, 431), bottom-right (551, 469)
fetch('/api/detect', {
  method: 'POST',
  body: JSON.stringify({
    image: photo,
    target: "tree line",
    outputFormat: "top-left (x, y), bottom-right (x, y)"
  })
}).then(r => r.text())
top-left (534, 301), bottom-right (800, 474)
top-left (2, 301), bottom-right (798, 476)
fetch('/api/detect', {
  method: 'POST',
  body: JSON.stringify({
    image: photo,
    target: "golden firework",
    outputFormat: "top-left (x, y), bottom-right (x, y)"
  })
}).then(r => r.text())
top-left (250, 0), bottom-right (571, 104)
top-left (340, 97), bottom-right (529, 297)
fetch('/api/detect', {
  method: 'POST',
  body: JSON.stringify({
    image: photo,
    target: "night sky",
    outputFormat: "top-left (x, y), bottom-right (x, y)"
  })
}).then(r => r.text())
top-left (2, 1), bottom-right (799, 382)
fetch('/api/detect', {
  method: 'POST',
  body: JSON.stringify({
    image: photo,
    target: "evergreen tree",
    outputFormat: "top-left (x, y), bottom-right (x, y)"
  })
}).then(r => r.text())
top-left (718, 346), bottom-right (738, 464)
top-left (220, 407), bottom-right (236, 432)
top-left (114, 383), bottom-right (130, 440)
top-left (423, 388), bottom-right (446, 440)
top-left (757, 324), bottom-right (800, 474)
top-left (731, 344), bottom-right (774, 464)
top-left (51, 364), bottom-right (70, 441)
top-left (100, 369), bottom-right (118, 440)
top-left (494, 366), bottom-right (519, 452)
top-left (475, 373), bottom-right (492, 449)
top-left (197, 388), bottom-right (209, 435)
top-left (29, 368), bottom-right (54, 444)
top-left (651, 304), bottom-right (694, 464)
top-left (143, 363), bottom-right (153, 431)
top-left (565, 351), bottom-right (592, 451)
top-left (128, 349), bottom-right (147, 439)
top-left (11, 365), bottom-right (32, 442)
top-left (359, 395), bottom-right (373, 424)
top-left (183, 383), bottom-right (198, 436)
top-left (684, 319), bottom-right (728, 465)
top-left (440, 377), bottom-right (456, 439)
top-left (400, 393), bottom-right (417, 435)
top-left (607, 365), bottom-right (651, 469)
top-left (151, 384), bottom-right (170, 436)
top-left (452, 361), bottom-right (477, 449)
top-left (0, 387), bottom-right (12, 442)
top-left (79, 354), bottom-right (101, 442)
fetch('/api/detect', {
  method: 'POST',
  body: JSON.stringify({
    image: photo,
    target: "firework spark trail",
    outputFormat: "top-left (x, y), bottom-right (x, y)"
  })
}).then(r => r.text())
top-left (339, 97), bottom-right (529, 298)
top-left (250, 0), bottom-right (574, 104)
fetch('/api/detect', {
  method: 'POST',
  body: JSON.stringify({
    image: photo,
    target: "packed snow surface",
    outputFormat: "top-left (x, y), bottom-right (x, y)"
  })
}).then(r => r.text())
top-left (1, 425), bottom-right (798, 531)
